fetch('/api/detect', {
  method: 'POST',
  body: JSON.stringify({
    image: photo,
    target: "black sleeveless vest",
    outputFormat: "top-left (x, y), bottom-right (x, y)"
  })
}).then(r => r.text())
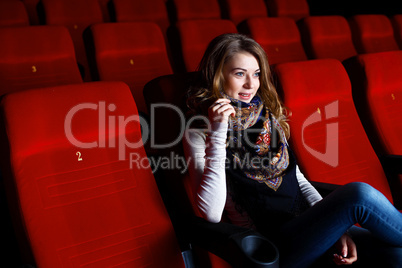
top-left (225, 122), bottom-right (309, 239)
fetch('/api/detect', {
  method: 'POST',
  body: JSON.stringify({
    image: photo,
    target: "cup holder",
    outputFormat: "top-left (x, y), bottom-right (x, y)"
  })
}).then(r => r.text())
top-left (241, 235), bottom-right (279, 267)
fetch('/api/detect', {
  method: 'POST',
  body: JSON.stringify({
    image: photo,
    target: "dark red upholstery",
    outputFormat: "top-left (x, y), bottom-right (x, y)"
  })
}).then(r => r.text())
top-left (265, 0), bottom-right (309, 21)
top-left (97, 0), bottom-right (112, 22)
top-left (243, 17), bottom-right (307, 65)
top-left (90, 22), bottom-right (173, 114)
top-left (299, 16), bottom-right (358, 61)
top-left (42, 0), bottom-right (104, 82)
top-left (176, 19), bottom-right (238, 72)
top-left (220, 0), bottom-right (268, 26)
top-left (348, 14), bottom-right (399, 54)
top-left (274, 59), bottom-right (394, 204)
top-left (391, 14), bottom-right (402, 49)
top-left (0, 26), bottom-right (82, 97)
top-left (0, 1), bottom-right (30, 27)
top-left (113, 0), bottom-right (169, 36)
top-left (348, 51), bottom-right (402, 156)
top-left (21, 0), bottom-right (40, 25)
top-left (173, 0), bottom-right (221, 21)
top-left (0, 81), bottom-right (185, 267)
top-left (346, 51), bottom-right (402, 207)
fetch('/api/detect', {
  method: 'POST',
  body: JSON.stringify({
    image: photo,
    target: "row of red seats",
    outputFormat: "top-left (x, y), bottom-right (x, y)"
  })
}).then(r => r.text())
top-left (1, 14), bottom-right (402, 114)
top-left (0, 0), bottom-right (309, 83)
top-left (0, 52), bottom-right (400, 267)
top-left (1, 0), bottom-right (310, 27)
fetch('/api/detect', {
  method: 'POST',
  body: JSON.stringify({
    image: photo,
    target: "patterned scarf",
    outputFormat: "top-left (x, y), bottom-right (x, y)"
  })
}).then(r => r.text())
top-left (225, 94), bottom-right (289, 191)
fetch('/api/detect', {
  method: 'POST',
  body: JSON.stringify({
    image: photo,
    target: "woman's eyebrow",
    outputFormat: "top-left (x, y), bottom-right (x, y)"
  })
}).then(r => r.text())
top-left (231, 67), bottom-right (260, 72)
top-left (231, 67), bottom-right (247, 72)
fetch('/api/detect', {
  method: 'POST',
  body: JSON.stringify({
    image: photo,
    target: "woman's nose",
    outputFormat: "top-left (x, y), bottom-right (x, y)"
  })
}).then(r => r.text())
top-left (244, 75), bottom-right (254, 89)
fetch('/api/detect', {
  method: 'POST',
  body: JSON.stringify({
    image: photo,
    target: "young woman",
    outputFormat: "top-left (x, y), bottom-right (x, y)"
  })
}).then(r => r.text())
top-left (183, 33), bottom-right (402, 267)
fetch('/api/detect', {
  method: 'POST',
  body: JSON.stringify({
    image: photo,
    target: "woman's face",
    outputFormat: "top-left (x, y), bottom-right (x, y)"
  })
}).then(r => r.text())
top-left (222, 52), bottom-right (260, 103)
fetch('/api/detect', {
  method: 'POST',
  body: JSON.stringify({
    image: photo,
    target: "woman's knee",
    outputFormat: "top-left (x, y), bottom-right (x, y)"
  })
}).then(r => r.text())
top-left (340, 182), bottom-right (379, 204)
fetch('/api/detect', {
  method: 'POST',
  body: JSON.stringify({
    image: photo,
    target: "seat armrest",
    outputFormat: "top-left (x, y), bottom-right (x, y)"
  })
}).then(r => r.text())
top-left (188, 216), bottom-right (279, 268)
top-left (380, 155), bottom-right (402, 174)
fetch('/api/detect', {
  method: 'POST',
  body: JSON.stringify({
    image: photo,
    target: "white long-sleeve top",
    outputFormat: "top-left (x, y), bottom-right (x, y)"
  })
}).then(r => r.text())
top-left (183, 121), bottom-right (323, 226)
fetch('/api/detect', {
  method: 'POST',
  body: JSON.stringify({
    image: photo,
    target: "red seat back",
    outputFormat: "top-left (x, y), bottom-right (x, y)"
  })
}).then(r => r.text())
top-left (176, 19), bottom-right (238, 72)
top-left (244, 17), bottom-right (307, 65)
top-left (220, 0), bottom-right (268, 25)
top-left (0, 1), bottom-right (30, 27)
top-left (299, 16), bottom-right (358, 61)
top-left (0, 26), bottom-right (82, 96)
top-left (348, 51), bottom-right (402, 156)
top-left (173, 0), bottom-right (221, 21)
top-left (266, 0), bottom-right (309, 21)
top-left (274, 59), bottom-right (394, 204)
top-left (42, 0), bottom-right (104, 81)
top-left (0, 81), bottom-right (185, 267)
top-left (348, 14), bottom-right (399, 54)
top-left (90, 22), bottom-right (173, 114)
top-left (113, 0), bottom-right (170, 36)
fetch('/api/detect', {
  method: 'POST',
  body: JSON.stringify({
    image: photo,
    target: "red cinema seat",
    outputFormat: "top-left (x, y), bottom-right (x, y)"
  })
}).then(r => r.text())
top-left (346, 50), bottom-right (402, 207)
top-left (0, 26), bottom-right (82, 97)
top-left (348, 14), bottom-right (399, 54)
top-left (176, 19), bottom-right (238, 72)
top-left (220, 0), bottom-right (268, 26)
top-left (0, 81), bottom-right (187, 267)
top-left (113, 0), bottom-right (169, 35)
top-left (391, 14), bottom-right (402, 49)
top-left (90, 22), bottom-right (173, 114)
top-left (299, 15), bottom-right (358, 62)
top-left (42, 0), bottom-right (104, 82)
top-left (243, 17), bottom-right (307, 65)
top-left (274, 59), bottom-right (394, 205)
top-left (172, 0), bottom-right (221, 21)
top-left (0, 1), bottom-right (29, 27)
top-left (265, 0), bottom-right (309, 21)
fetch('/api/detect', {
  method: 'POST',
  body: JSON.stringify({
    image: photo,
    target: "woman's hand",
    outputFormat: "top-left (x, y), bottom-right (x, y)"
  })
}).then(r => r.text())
top-left (208, 98), bottom-right (235, 123)
top-left (333, 233), bottom-right (357, 265)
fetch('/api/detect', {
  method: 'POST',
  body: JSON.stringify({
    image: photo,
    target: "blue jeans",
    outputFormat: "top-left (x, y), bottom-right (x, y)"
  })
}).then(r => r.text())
top-left (278, 182), bottom-right (402, 267)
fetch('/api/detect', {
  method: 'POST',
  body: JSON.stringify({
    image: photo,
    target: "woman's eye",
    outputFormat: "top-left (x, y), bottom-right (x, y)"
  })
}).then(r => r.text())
top-left (235, 72), bottom-right (244, 77)
top-left (254, 72), bottom-right (261, 77)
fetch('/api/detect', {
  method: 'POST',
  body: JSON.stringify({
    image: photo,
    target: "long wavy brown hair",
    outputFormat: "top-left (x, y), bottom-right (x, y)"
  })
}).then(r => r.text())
top-left (186, 33), bottom-right (290, 138)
